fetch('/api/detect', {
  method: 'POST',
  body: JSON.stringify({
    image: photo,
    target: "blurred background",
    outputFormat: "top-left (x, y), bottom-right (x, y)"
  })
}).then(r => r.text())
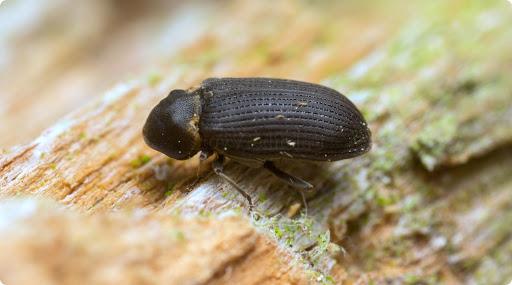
top-left (0, 0), bottom-right (209, 147)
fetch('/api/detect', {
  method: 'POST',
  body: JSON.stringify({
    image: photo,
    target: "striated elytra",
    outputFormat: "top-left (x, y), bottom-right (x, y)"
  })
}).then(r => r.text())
top-left (143, 77), bottom-right (372, 211)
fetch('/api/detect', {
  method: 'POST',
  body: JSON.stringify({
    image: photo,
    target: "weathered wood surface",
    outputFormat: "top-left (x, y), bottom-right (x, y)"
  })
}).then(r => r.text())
top-left (1, 1), bottom-right (512, 284)
top-left (0, 199), bottom-right (307, 285)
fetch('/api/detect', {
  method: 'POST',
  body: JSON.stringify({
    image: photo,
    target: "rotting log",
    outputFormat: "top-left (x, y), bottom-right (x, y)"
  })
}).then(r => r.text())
top-left (1, 1), bottom-right (512, 284)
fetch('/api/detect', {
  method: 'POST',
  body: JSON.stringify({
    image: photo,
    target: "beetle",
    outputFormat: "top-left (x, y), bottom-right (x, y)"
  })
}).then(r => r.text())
top-left (143, 77), bottom-right (371, 211)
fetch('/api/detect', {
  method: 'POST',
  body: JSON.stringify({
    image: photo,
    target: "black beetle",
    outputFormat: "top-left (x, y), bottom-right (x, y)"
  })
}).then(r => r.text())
top-left (143, 77), bottom-right (371, 210)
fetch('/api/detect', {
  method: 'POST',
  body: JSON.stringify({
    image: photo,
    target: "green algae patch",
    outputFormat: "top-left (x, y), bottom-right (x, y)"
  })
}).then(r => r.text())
top-left (412, 115), bottom-right (458, 171)
top-left (165, 183), bottom-right (175, 197)
top-left (130, 154), bottom-right (152, 169)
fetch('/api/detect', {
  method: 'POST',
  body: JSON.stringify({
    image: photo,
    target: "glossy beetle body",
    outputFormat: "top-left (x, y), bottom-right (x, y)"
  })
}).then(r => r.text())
top-left (143, 77), bottom-right (371, 210)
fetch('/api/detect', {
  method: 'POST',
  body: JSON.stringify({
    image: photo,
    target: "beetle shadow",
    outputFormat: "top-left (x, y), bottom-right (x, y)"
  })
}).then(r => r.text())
top-left (222, 159), bottom-right (340, 216)
top-left (140, 155), bottom-right (216, 200)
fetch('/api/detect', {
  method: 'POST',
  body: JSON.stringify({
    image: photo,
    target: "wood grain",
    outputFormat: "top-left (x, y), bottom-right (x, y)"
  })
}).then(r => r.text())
top-left (1, 0), bottom-right (512, 284)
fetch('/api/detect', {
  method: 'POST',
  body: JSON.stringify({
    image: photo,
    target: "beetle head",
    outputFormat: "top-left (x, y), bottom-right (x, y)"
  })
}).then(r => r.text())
top-left (143, 89), bottom-right (202, 160)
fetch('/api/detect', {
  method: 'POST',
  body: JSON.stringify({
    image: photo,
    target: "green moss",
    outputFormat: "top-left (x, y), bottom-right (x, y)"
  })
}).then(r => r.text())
top-left (256, 214), bottom-right (316, 252)
top-left (273, 225), bottom-right (284, 239)
top-left (403, 272), bottom-right (440, 285)
top-left (472, 237), bottom-right (512, 284)
top-left (375, 191), bottom-right (398, 207)
top-left (78, 132), bottom-right (87, 140)
top-left (383, 237), bottom-right (414, 258)
top-left (130, 154), bottom-right (152, 169)
top-left (316, 231), bottom-right (330, 252)
top-left (198, 209), bottom-right (212, 218)
top-left (258, 192), bottom-right (268, 203)
top-left (221, 190), bottom-right (237, 201)
top-left (305, 270), bottom-right (336, 285)
top-left (371, 150), bottom-right (400, 174)
top-left (370, 121), bottom-right (410, 174)
top-left (403, 273), bottom-right (421, 284)
top-left (395, 209), bottom-right (436, 238)
top-left (401, 194), bottom-right (422, 213)
top-left (165, 183), bottom-right (175, 197)
top-left (412, 115), bottom-right (458, 170)
top-left (324, 275), bottom-right (336, 284)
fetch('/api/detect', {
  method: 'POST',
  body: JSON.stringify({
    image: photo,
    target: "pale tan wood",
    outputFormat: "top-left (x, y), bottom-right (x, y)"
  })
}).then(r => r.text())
top-left (1, 1), bottom-right (512, 284)
top-left (0, 199), bottom-right (308, 285)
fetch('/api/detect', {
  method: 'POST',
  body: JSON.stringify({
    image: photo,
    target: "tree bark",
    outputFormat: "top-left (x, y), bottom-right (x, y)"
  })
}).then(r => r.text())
top-left (1, 1), bottom-right (511, 284)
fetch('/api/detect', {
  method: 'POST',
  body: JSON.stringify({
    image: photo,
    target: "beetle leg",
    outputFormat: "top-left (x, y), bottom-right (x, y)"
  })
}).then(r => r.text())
top-left (264, 161), bottom-right (312, 215)
top-left (213, 155), bottom-right (254, 212)
top-left (197, 148), bottom-right (214, 179)
top-left (263, 161), bottom-right (314, 190)
top-left (199, 148), bottom-right (213, 161)
top-left (299, 190), bottom-right (308, 217)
